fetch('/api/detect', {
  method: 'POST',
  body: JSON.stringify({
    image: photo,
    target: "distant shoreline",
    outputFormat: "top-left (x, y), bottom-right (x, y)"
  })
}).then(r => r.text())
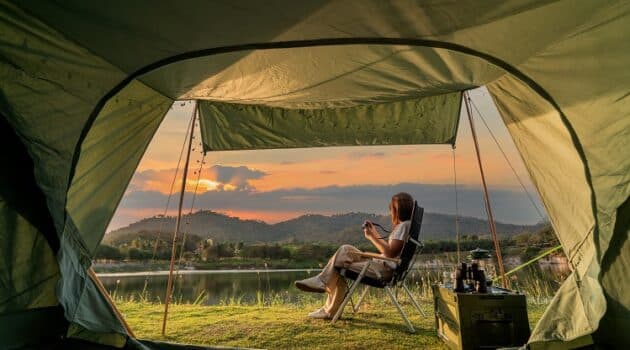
top-left (96, 268), bottom-right (321, 278)
top-left (93, 257), bottom-right (570, 277)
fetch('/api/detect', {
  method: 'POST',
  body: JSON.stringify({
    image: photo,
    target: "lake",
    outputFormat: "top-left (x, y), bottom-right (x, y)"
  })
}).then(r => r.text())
top-left (98, 263), bottom-right (570, 306)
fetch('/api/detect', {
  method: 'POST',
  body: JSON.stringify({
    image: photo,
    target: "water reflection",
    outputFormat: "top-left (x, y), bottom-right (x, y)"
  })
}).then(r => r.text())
top-left (99, 263), bottom-right (569, 306)
top-left (100, 270), bottom-right (319, 305)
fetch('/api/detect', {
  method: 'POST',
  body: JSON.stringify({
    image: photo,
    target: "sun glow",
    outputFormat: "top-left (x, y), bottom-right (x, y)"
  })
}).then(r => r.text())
top-left (191, 179), bottom-right (238, 192)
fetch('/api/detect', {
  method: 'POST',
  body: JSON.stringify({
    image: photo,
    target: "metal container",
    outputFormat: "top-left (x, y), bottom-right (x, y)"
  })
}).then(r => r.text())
top-left (433, 285), bottom-right (530, 350)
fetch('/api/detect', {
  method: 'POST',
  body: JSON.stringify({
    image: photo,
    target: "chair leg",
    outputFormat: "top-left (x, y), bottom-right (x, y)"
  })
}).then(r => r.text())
top-left (353, 286), bottom-right (369, 313)
top-left (402, 283), bottom-right (427, 317)
top-left (331, 263), bottom-right (370, 324)
top-left (346, 279), bottom-right (356, 311)
top-left (385, 286), bottom-right (415, 333)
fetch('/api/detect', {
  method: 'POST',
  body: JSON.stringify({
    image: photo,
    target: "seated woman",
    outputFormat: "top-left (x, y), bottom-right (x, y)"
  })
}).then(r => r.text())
top-left (294, 192), bottom-right (414, 319)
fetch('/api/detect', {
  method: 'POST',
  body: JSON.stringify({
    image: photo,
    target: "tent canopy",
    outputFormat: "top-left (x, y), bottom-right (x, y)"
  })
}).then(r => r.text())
top-left (1, 1), bottom-right (628, 349)
top-left (197, 92), bottom-right (463, 151)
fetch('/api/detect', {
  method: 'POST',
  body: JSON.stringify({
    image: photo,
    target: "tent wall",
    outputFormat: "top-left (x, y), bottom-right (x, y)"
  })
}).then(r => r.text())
top-left (57, 80), bottom-right (171, 341)
top-left (0, 2), bottom-right (169, 346)
top-left (0, 114), bottom-right (61, 339)
top-left (66, 81), bottom-right (172, 255)
top-left (0, 2), bottom-right (126, 236)
top-left (488, 77), bottom-right (601, 347)
top-left (487, 4), bottom-right (630, 346)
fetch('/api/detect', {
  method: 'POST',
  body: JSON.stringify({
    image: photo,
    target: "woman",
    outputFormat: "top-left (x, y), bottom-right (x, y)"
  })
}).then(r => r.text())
top-left (294, 192), bottom-right (414, 319)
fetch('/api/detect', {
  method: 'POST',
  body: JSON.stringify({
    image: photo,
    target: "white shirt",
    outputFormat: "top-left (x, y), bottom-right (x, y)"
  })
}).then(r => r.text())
top-left (382, 220), bottom-right (411, 270)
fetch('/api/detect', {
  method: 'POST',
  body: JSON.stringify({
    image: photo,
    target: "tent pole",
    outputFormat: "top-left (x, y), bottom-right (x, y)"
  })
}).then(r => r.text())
top-left (452, 146), bottom-right (461, 264)
top-left (87, 267), bottom-right (135, 337)
top-left (463, 92), bottom-right (508, 288)
top-left (162, 101), bottom-right (198, 335)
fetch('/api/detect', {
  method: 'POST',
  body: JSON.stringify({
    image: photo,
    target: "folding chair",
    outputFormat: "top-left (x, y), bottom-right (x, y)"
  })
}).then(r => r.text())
top-left (330, 201), bottom-right (427, 333)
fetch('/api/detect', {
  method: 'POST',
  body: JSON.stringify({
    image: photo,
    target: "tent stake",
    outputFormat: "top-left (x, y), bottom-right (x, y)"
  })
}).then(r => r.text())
top-left (463, 92), bottom-right (508, 288)
top-left (162, 101), bottom-right (198, 335)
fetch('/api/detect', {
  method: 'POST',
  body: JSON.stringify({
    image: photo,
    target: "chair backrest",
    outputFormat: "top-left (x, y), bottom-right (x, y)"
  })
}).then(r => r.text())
top-left (391, 201), bottom-right (424, 285)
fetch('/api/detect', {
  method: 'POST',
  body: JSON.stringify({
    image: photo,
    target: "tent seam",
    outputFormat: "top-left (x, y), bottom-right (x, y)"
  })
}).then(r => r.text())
top-left (0, 271), bottom-right (59, 308)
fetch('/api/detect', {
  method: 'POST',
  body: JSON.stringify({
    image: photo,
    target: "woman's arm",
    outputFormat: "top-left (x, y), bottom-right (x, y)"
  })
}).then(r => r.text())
top-left (363, 225), bottom-right (405, 258)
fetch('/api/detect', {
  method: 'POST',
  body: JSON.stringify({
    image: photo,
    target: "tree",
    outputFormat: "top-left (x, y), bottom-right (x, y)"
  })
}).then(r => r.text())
top-left (127, 247), bottom-right (151, 260)
top-left (234, 241), bottom-right (244, 257)
top-left (94, 244), bottom-right (123, 260)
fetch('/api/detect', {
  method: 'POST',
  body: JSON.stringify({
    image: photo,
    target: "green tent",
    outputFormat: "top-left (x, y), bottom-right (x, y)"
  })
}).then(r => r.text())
top-left (1, 1), bottom-right (628, 348)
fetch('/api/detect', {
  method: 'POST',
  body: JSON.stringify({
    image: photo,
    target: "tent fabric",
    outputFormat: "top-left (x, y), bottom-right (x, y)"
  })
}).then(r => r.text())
top-left (0, 0), bottom-right (628, 349)
top-left (141, 45), bottom-right (502, 109)
top-left (198, 92), bottom-right (462, 152)
top-left (59, 80), bottom-right (172, 342)
top-left (486, 5), bottom-right (630, 344)
top-left (0, 2), bottom-right (172, 344)
top-left (488, 76), bottom-right (604, 347)
top-left (0, 306), bottom-right (68, 349)
top-left (0, 115), bottom-right (59, 314)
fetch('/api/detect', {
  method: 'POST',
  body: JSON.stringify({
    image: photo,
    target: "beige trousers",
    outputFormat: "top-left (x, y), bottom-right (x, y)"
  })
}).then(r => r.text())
top-left (318, 244), bottom-right (393, 316)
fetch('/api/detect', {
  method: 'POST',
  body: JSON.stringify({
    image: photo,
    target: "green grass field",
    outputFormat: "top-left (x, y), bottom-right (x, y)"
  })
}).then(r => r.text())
top-left (117, 297), bottom-right (547, 349)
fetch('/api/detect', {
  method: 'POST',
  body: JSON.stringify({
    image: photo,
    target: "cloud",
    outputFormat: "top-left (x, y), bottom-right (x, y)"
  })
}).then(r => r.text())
top-left (127, 165), bottom-right (267, 193)
top-left (127, 169), bottom-right (178, 193)
top-left (206, 165), bottom-right (267, 191)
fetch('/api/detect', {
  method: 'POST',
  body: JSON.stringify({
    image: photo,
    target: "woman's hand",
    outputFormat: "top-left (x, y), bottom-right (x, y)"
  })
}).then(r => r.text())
top-left (363, 220), bottom-right (401, 258)
top-left (363, 221), bottom-right (378, 240)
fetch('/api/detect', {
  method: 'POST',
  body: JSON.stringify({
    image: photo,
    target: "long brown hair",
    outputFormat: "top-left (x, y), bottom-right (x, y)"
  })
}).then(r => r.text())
top-left (390, 192), bottom-right (414, 226)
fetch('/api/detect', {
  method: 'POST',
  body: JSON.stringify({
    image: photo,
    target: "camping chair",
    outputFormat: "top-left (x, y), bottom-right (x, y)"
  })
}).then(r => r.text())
top-left (330, 201), bottom-right (427, 333)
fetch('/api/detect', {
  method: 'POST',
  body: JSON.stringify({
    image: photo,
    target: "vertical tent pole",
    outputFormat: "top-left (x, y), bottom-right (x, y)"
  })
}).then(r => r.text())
top-left (452, 146), bottom-right (461, 264)
top-left (162, 101), bottom-right (198, 335)
top-left (463, 92), bottom-right (508, 288)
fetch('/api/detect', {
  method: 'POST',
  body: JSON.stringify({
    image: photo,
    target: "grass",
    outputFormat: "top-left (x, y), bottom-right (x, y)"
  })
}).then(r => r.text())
top-left (117, 291), bottom-right (548, 350)
top-left (106, 264), bottom-right (561, 348)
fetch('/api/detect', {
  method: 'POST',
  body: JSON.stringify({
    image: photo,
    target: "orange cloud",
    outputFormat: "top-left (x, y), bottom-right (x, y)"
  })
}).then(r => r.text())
top-left (128, 165), bottom-right (264, 194)
top-left (129, 145), bottom-right (531, 196)
top-left (215, 209), bottom-right (329, 224)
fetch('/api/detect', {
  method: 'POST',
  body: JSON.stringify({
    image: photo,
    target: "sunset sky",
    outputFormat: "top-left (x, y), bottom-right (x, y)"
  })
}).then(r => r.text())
top-left (108, 88), bottom-right (546, 231)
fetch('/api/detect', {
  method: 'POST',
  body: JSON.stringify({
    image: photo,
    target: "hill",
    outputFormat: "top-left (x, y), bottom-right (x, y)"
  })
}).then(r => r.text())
top-left (105, 210), bottom-right (542, 245)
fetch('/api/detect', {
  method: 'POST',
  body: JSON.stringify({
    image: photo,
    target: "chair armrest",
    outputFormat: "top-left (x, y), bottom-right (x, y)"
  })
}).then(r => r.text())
top-left (354, 252), bottom-right (401, 264)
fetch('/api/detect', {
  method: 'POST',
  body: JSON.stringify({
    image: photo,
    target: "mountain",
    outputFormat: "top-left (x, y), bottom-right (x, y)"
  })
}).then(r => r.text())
top-left (105, 210), bottom-right (542, 245)
top-left (105, 211), bottom-right (276, 243)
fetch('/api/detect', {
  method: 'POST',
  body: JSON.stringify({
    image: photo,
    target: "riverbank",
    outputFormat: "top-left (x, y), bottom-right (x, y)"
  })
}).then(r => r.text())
top-left (118, 301), bottom-right (547, 349)
top-left (93, 251), bottom-right (568, 274)
top-left (93, 258), bottom-right (324, 273)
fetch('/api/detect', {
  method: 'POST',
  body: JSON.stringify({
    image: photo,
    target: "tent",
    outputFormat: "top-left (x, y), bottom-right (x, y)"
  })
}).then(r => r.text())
top-left (1, 1), bottom-right (628, 348)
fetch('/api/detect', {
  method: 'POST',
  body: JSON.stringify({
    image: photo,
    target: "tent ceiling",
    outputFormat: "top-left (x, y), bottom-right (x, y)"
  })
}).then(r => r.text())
top-left (14, 0), bottom-right (578, 73)
top-left (141, 45), bottom-right (502, 108)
